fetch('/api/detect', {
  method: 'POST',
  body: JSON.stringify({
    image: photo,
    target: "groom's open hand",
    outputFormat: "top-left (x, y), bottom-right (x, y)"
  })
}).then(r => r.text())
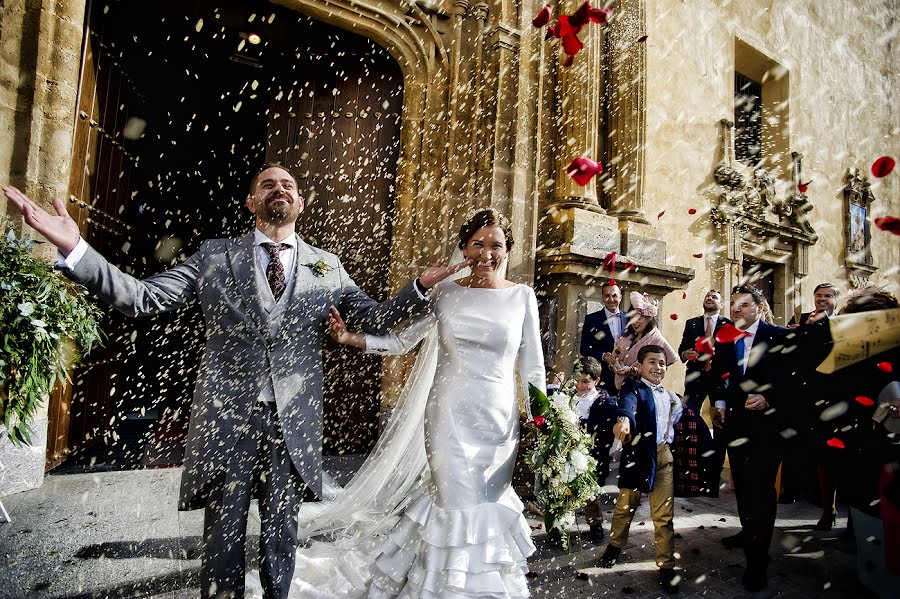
top-left (418, 257), bottom-right (473, 290)
top-left (3, 185), bottom-right (80, 256)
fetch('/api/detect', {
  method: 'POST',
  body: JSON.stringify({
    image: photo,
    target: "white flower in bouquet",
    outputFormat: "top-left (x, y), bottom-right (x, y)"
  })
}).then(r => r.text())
top-left (570, 449), bottom-right (590, 475)
top-left (559, 407), bottom-right (579, 425)
top-left (550, 391), bottom-right (570, 412)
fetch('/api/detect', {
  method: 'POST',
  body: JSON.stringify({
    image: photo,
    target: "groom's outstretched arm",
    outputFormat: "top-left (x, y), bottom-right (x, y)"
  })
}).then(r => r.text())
top-left (337, 257), bottom-right (470, 335)
top-left (4, 184), bottom-right (199, 316)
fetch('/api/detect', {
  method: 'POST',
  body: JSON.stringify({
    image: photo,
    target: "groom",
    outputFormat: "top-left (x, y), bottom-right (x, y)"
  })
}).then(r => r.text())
top-left (4, 165), bottom-right (465, 598)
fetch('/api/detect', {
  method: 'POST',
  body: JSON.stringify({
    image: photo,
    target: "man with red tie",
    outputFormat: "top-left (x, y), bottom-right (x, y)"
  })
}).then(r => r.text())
top-left (711, 284), bottom-right (791, 592)
top-left (678, 289), bottom-right (732, 415)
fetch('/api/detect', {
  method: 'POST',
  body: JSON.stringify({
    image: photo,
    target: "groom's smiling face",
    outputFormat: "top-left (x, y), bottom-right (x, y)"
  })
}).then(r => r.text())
top-left (246, 166), bottom-right (304, 224)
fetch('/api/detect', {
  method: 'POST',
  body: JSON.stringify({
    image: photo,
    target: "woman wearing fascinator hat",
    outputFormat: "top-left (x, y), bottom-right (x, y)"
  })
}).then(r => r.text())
top-left (606, 291), bottom-right (679, 390)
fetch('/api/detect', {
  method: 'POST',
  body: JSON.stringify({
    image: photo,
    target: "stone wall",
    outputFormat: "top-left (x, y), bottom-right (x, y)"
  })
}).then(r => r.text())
top-left (644, 0), bottom-right (899, 391)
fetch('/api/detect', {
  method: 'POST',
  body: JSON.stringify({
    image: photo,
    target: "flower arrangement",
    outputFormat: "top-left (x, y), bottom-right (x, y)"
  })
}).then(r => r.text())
top-left (525, 378), bottom-right (601, 549)
top-left (304, 259), bottom-right (333, 277)
top-left (0, 225), bottom-right (103, 445)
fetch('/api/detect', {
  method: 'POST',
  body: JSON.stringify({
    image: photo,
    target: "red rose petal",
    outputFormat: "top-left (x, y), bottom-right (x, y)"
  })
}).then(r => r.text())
top-left (657, 210), bottom-right (666, 219)
top-left (636, 34), bottom-right (649, 43)
top-left (715, 323), bottom-right (750, 344)
top-left (532, 4), bottom-right (552, 28)
top-left (561, 32), bottom-right (584, 56)
top-left (854, 396), bottom-right (875, 407)
top-left (533, 415), bottom-right (546, 427)
top-left (874, 216), bottom-right (900, 235)
top-left (682, 292), bottom-right (687, 299)
top-left (562, 54), bottom-right (575, 67)
top-left (569, 2), bottom-right (592, 30)
top-left (692, 253), bottom-right (703, 258)
top-left (588, 6), bottom-right (613, 24)
top-left (877, 361), bottom-right (893, 373)
top-left (872, 156), bottom-right (896, 178)
top-left (688, 208), bottom-right (697, 215)
top-left (721, 372), bottom-right (731, 379)
top-left (798, 179), bottom-right (812, 193)
top-left (602, 251), bottom-right (618, 273)
top-left (826, 437), bottom-right (845, 449)
top-left (566, 156), bottom-right (603, 185)
top-left (608, 278), bottom-right (616, 286)
top-left (694, 336), bottom-right (715, 355)
top-left (670, 314), bottom-right (679, 320)
top-left (622, 261), bottom-right (636, 271)
top-left (546, 21), bottom-right (561, 40)
top-left (557, 15), bottom-right (575, 38)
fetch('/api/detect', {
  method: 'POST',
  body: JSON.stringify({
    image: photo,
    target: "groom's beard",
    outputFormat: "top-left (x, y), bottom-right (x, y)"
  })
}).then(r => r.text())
top-left (263, 194), bottom-right (296, 222)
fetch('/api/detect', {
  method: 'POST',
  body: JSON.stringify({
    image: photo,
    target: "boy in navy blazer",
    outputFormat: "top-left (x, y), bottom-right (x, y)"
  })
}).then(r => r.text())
top-left (598, 344), bottom-right (683, 594)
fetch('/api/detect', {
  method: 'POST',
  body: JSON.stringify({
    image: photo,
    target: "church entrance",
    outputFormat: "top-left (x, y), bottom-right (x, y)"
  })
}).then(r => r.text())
top-left (52, 0), bottom-right (402, 471)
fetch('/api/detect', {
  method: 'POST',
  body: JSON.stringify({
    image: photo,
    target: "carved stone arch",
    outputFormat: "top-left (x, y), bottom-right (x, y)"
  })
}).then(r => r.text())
top-left (273, 0), bottom-right (450, 287)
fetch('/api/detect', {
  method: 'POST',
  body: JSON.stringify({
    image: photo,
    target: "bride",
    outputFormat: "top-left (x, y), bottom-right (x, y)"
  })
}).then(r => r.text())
top-left (262, 208), bottom-right (546, 597)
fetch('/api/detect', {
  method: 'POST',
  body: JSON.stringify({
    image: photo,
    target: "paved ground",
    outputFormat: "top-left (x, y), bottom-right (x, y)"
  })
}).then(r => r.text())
top-left (0, 461), bottom-right (877, 599)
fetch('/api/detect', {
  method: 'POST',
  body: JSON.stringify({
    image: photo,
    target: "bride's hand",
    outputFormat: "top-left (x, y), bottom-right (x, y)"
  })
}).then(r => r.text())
top-left (326, 307), bottom-right (351, 344)
top-left (418, 257), bottom-right (474, 289)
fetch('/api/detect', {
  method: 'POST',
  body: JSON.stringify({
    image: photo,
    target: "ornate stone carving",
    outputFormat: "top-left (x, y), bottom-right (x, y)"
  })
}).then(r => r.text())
top-left (843, 166), bottom-right (878, 287)
top-left (710, 119), bottom-right (817, 243)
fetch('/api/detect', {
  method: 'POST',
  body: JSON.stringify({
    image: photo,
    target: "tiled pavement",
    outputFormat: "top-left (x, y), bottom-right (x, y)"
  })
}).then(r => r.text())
top-left (0, 463), bottom-right (869, 598)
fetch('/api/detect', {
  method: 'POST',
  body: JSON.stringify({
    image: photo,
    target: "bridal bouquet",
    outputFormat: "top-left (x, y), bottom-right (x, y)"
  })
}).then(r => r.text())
top-left (525, 380), bottom-right (600, 549)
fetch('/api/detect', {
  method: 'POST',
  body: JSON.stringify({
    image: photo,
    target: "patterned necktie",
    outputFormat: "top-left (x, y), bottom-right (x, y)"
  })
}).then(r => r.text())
top-left (262, 242), bottom-right (290, 300)
top-left (705, 316), bottom-right (714, 338)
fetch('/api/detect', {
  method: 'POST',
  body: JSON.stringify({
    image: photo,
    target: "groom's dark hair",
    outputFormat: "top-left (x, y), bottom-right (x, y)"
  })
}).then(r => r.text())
top-left (249, 162), bottom-right (298, 193)
top-left (458, 209), bottom-right (514, 251)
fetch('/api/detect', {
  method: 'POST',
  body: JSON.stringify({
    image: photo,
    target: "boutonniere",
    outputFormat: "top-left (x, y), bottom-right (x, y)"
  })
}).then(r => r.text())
top-left (304, 260), bottom-right (333, 277)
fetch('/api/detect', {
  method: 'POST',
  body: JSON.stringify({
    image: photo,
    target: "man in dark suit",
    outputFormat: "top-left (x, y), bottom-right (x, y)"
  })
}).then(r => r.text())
top-left (580, 281), bottom-right (628, 394)
top-left (711, 284), bottom-right (791, 592)
top-left (678, 289), bottom-right (732, 414)
top-left (787, 282), bottom-right (839, 328)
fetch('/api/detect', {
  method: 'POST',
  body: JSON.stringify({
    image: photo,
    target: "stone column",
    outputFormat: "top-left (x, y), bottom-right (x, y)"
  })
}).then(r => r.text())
top-left (605, 0), bottom-right (648, 223)
top-left (550, 0), bottom-right (604, 211)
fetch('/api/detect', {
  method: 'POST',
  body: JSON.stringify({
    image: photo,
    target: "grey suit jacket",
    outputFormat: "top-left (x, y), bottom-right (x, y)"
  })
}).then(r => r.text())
top-left (65, 232), bottom-right (425, 508)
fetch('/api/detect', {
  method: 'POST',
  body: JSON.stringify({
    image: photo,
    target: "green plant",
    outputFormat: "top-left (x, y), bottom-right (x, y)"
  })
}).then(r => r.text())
top-left (0, 224), bottom-right (103, 445)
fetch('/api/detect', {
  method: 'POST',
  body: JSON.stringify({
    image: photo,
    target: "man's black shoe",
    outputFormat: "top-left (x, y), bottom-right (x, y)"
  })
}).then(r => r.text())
top-left (599, 545), bottom-right (621, 568)
top-left (588, 524), bottom-right (605, 543)
top-left (720, 532), bottom-right (746, 549)
top-left (741, 563), bottom-right (767, 592)
top-left (659, 568), bottom-right (680, 594)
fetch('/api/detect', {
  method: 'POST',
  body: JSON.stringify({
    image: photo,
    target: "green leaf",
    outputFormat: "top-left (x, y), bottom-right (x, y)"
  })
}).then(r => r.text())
top-left (528, 383), bottom-right (550, 417)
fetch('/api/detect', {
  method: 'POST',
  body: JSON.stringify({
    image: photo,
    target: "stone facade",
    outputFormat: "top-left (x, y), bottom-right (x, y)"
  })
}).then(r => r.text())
top-left (0, 0), bottom-right (897, 489)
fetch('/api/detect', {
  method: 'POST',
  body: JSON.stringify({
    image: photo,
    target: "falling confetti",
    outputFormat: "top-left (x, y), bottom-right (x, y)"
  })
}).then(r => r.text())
top-left (688, 208), bottom-right (697, 215)
top-left (826, 437), bottom-right (845, 449)
top-left (854, 396), bottom-right (875, 406)
top-left (602, 251), bottom-right (617, 273)
top-left (871, 156), bottom-right (896, 178)
top-left (715, 324), bottom-right (750, 343)
top-left (670, 314), bottom-right (679, 320)
top-left (692, 253), bottom-right (703, 258)
top-left (566, 157), bottom-right (603, 185)
top-left (531, 4), bottom-right (552, 28)
top-left (874, 216), bottom-right (900, 235)
top-left (657, 210), bottom-right (666, 219)
top-left (877, 361), bottom-right (893, 373)
top-left (798, 179), bottom-right (812, 193)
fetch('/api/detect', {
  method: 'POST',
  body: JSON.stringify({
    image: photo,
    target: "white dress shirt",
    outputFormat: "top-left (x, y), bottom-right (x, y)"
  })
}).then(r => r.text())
top-left (714, 318), bottom-right (761, 409)
top-left (641, 377), bottom-right (682, 445)
top-left (575, 388), bottom-right (600, 421)
top-left (605, 308), bottom-right (622, 341)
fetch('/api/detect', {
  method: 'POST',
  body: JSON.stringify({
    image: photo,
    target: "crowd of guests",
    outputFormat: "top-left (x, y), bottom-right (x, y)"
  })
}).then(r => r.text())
top-left (558, 280), bottom-right (900, 594)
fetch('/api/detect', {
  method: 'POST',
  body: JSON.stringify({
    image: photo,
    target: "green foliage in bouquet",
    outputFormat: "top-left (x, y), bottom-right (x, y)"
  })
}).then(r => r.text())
top-left (525, 381), bottom-right (601, 550)
top-left (0, 226), bottom-right (103, 445)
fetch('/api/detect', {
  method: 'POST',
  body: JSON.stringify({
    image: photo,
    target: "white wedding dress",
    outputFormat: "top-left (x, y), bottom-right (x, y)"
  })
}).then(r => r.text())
top-left (273, 280), bottom-right (546, 598)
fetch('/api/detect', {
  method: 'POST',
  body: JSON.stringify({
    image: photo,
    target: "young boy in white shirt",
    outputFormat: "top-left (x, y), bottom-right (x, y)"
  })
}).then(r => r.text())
top-left (599, 344), bottom-right (683, 594)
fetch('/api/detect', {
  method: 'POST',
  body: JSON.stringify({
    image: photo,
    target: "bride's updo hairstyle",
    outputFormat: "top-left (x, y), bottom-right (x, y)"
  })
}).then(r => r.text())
top-left (457, 208), bottom-right (514, 251)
